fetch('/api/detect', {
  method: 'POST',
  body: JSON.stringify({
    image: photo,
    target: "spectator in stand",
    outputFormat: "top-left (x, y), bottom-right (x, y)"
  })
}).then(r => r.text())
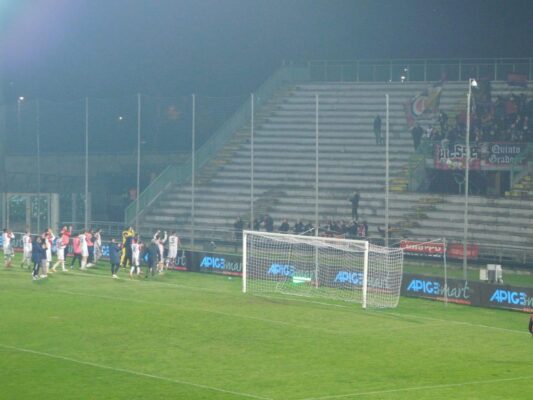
top-left (303, 221), bottom-right (314, 235)
top-left (233, 216), bottom-right (244, 251)
top-left (253, 217), bottom-right (262, 231)
top-left (425, 124), bottom-right (435, 140)
top-left (293, 220), bottom-right (304, 234)
top-left (411, 123), bottom-right (424, 150)
top-left (263, 214), bottom-right (274, 233)
top-left (373, 115), bottom-right (383, 145)
top-left (356, 221), bottom-right (364, 238)
top-left (233, 216), bottom-right (244, 240)
top-left (438, 111), bottom-right (448, 133)
top-left (349, 190), bottom-right (360, 221)
top-left (278, 218), bottom-right (290, 233)
top-left (347, 220), bottom-right (358, 238)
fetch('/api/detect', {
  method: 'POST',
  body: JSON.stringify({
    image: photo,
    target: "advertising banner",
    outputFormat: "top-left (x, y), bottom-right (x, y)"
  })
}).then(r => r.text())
top-left (402, 273), bottom-right (533, 313)
top-left (193, 251), bottom-right (243, 276)
top-left (168, 250), bottom-right (190, 271)
top-left (434, 143), bottom-right (480, 170)
top-left (479, 283), bottom-right (533, 313)
top-left (401, 273), bottom-right (477, 306)
top-left (446, 243), bottom-right (479, 260)
top-left (400, 240), bottom-right (445, 258)
top-left (400, 241), bottom-right (478, 261)
top-left (434, 142), bottom-right (525, 170)
top-left (479, 142), bottom-right (526, 169)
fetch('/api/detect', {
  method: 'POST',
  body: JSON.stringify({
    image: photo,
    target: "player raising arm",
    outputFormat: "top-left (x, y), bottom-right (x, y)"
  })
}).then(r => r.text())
top-left (2, 228), bottom-right (15, 268)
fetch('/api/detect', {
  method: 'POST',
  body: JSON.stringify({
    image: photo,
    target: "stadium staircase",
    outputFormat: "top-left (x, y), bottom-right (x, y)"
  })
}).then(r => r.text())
top-left (133, 77), bottom-right (533, 253)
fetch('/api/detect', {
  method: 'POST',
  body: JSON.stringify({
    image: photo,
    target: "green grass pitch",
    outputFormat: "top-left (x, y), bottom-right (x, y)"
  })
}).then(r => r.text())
top-left (1, 254), bottom-right (532, 400)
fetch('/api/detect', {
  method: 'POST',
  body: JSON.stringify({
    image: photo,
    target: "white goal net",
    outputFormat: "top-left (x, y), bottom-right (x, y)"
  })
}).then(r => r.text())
top-left (243, 231), bottom-right (404, 308)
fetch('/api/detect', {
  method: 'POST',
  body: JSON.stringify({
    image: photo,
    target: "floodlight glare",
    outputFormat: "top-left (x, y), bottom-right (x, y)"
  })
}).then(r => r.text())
top-left (18, 96), bottom-right (25, 101)
top-left (470, 79), bottom-right (478, 87)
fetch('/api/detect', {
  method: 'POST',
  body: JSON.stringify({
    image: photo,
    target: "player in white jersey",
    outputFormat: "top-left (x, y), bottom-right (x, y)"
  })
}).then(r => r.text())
top-left (79, 231), bottom-right (89, 270)
top-left (21, 230), bottom-right (33, 269)
top-left (130, 236), bottom-right (142, 278)
top-left (44, 229), bottom-right (55, 273)
top-left (166, 231), bottom-right (180, 268)
top-left (2, 228), bottom-right (15, 268)
top-left (93, 229), bottom-right (103, 263)
top-left (40, 231), bottom-right (50, 277)
top-left (153, 230), bottom-right (167, 273)
top-left (52, 226), bottom-right (70, 272)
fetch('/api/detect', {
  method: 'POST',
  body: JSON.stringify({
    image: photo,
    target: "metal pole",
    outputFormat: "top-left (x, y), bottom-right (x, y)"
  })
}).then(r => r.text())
top-left (135, 93), bottom-right (141, 232)
top-left (85, 97), bottom-right (89, 230)
top-left (463, 80), bottom-right (472, 281)
top-left (443, 237), bottom-right (448, 307)
top-left (36, 100), bottom-right (41, 234)
top-left (385, 94), bottom-right (390, 247)
top-left (250, 93), bottom-right (254, 230)
top-left (191, 93), bottom-right (196, 249)
top-left (315, 93), bottom-right (319, 236)
top-left (314, 93), bottom-right (320, 289)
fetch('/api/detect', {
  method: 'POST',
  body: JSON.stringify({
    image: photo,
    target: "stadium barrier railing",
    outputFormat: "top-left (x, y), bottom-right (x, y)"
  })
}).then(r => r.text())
top-left (307, 57), bottom-right (533, 82)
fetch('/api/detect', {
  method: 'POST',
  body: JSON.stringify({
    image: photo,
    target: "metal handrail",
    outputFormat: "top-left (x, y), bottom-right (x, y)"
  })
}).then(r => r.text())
top-left (307, 57), bottom-right (532, 82)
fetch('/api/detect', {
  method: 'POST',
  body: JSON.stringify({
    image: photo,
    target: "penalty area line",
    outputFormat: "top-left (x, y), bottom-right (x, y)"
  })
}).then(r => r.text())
top-left (298, 375), bottom-right (533, 400)
top-left (0, 343), bottom-right (272, 400)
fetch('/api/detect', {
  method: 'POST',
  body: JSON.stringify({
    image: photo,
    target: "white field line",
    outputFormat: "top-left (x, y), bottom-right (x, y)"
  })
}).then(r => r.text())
top-left (298, 375), bottom-right (533, 400)
top-left (0, 343), bottom-right (272, 400)
top-left (3, 268), bottom-right (529, 336)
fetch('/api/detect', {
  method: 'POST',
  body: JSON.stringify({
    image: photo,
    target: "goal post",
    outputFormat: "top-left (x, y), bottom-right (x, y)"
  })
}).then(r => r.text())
top-left (242, 230), bottom-right (404, 308)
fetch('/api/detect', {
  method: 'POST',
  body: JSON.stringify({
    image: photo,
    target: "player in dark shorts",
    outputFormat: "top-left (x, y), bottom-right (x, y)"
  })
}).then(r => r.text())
top-left (145, 240), bottom-right (160, 278)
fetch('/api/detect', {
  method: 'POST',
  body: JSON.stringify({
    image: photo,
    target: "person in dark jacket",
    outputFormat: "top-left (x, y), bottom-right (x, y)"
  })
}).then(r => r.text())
top-left (145, 240), bottom-right (160, 277)
top-left (31, 237), bottom-right (46, 280)
top-left (109, 238), bottom-right (121, 279)
top-left (529, 314), bottom-right (533, 335)
top-left (349, 190), bottom-right (360, 220)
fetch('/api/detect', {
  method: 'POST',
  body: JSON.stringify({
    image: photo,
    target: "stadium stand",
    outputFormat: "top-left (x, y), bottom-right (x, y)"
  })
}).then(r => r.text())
top-left (134, 78), bottom-right (533, 255)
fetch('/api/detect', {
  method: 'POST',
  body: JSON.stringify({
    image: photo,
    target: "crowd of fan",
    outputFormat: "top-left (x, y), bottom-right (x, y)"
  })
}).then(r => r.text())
top-left (413, 92), bottom-right (533, 149)
top-left (233, 215), bottom-right (370, 239)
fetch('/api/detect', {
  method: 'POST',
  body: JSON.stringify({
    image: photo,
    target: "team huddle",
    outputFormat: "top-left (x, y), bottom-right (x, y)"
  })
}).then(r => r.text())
top-left (108, 228), bottom-right (180, 279)
top-left (2, 227), bottom-right (180, 280)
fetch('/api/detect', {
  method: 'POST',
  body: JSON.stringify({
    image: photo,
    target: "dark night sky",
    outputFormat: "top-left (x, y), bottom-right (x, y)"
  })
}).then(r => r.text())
top-left (1, 0), bottom-right (532, 100)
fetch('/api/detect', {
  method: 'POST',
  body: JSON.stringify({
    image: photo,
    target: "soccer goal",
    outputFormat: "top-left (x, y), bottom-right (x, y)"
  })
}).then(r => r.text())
top-left (242, 230), bottom-right (404, 308)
